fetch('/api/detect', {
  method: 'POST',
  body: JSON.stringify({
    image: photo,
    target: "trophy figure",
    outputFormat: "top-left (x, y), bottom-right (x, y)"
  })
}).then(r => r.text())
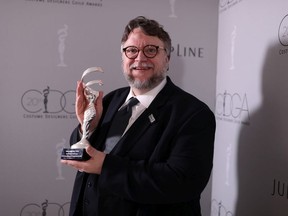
top-left (61, 67), bottom-right (103, 161)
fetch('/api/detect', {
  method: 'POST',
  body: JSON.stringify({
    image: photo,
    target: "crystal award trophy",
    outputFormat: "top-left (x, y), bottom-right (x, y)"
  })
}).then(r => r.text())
top-left (61, 67), bottom-right (103, 161)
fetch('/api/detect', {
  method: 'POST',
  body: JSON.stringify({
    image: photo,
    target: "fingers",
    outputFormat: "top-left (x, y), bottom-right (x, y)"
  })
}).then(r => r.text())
top-left (61, 146), bottom-right (105, 174)
top-left (95, 91), bottom-right (104, 114)
top-left (97, 91), bottom-right (103, 105)
top-left (76, 82), bottom-right (85, 106)
top-left (75, 81), bottom-right (86, 124)
top-left (76, 81), bottom-right (84, 97)
top-left (98, 91), bottom-right (104, 101)
top-left (61, 159), bottom-right (85, 172)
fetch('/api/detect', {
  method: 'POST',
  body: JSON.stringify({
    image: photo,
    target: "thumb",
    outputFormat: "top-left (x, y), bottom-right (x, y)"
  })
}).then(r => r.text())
top-left (86, 145), bottom-right (97, 157)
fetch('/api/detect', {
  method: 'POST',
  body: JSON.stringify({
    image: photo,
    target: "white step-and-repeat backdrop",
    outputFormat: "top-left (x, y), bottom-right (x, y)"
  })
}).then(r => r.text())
top-left (212, 0), bottom-right (288, 215)
top-left (0, 0), bottom-right (218, 215)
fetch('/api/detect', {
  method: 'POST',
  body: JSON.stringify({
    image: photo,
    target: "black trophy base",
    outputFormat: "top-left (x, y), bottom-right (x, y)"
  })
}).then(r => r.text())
top-left (61, 148), bottom-right (91, 161)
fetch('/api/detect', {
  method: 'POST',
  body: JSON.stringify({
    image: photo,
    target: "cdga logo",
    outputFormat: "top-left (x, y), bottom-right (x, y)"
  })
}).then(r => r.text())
top-left (20, 199), bottom-right (70, 216)
top-left (21, 86), bottom-right (75, 114)
top-left (215, 90), bottom-right (250, 125)
top-left (278, 14), bottom-right (288, 46)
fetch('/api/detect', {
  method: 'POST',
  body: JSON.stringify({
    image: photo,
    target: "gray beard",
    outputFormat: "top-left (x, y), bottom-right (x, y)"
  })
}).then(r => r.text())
top-left (124, 70), bottom-right (167, 90)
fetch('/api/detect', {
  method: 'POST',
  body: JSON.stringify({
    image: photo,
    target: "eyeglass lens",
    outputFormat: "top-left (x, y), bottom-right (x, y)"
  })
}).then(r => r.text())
top-left (124, 45), bottom-right (159, 59)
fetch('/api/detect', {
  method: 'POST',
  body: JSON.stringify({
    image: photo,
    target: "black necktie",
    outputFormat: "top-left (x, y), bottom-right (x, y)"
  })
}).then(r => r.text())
top-left (104, 97), bottom-right (139, 153)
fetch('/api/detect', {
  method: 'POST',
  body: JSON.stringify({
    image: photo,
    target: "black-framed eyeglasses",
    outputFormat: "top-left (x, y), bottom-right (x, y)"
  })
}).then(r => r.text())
top-left (122, 45), bottom-right (166, 59)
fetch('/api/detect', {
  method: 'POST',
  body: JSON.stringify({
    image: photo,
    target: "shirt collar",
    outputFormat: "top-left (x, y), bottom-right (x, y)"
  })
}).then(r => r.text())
top-left (126, 77), bottom-right (167, 108)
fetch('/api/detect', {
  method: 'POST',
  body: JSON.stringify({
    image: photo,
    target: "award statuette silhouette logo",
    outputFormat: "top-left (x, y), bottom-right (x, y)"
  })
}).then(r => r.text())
top-left (61, 67), bottom-right (103, 161)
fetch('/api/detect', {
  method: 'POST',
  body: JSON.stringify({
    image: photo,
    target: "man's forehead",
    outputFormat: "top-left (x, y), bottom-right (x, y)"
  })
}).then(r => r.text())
top-left (125, 29), bottom-right (163, 47)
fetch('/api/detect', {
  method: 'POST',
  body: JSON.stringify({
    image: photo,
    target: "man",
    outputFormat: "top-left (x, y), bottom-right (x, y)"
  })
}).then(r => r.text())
top-left (62, 16), bottom-right (216, 216)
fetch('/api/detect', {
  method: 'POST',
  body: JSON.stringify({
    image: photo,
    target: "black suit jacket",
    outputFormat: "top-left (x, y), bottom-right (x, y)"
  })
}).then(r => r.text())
top-left (69, 77), bottom-right (216, 216)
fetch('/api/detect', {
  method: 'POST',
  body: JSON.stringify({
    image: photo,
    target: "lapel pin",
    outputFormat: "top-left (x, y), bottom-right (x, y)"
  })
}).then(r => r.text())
top-left (148, 114), bottom-right (155, 123)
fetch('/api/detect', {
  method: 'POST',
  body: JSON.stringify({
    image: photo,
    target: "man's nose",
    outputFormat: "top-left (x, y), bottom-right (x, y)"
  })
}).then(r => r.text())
top-left (135, 50), bottom-right (147, 60)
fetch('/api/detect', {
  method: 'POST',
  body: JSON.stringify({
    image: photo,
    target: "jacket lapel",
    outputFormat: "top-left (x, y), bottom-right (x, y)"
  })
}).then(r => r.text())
top-left (110, 107), bottom-right (158, 156)
top-left (110, 77), bottom-right (175, 156)
top-left (94, 89), bottom-right (129, 150)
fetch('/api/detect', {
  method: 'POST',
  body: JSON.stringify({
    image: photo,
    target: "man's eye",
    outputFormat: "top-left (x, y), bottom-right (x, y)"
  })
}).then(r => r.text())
top-left (145, 48), bottom-right (157, 54)
top-left (127, 48), bottom-right (138, 54)
top-left (148, 49), bottom-right (156, 53)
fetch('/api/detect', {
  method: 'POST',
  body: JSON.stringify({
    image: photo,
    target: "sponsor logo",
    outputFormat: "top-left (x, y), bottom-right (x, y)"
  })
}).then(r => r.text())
top-left (215, 90), bottom-right (250, 125)
top-left (20, 199), bottom-right (70, 216)
top-left (278, 14), bottom-right (288, 55)
top-left (21, 86), bottom-right (77, 120)
top-left (219, 0), bottom-right (243, 13)
top-left (211, 199), bottom-right (233, 216)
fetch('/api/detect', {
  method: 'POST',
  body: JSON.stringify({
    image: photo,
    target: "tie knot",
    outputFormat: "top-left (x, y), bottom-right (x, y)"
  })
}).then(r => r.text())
top-left (128, 97), bottom-right (139, 107)
top-left (120, 97), bottom-right (139, 112)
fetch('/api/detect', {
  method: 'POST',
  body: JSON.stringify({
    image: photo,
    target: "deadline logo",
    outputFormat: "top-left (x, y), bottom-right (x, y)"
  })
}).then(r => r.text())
top-left (21, 86), bottom-right (76, 119)
top-left (171, 44), bottom-right (204, 58)
top-left (215, 90), bottom-right (250, 125)
top-left (211, 199), bottom-right (233, 216)
top-left (20, 199), bottom-right (70, 216)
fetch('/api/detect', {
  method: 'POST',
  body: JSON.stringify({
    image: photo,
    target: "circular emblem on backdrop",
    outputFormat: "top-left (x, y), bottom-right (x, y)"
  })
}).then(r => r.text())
top-left (278, 14), bottom-right (288, 46)
top-left (21, 88), bottom-right (76, 114)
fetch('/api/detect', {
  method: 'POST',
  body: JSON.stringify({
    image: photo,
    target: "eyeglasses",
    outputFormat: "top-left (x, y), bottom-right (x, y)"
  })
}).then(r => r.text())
top-left (122, 45), bottom-right (166, 59)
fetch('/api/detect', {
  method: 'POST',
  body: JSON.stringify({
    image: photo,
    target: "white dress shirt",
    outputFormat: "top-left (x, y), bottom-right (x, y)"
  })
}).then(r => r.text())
top-left (122, 77), bottom-right (167, 134)
top-left (103, 77), bottom-right (167, 154)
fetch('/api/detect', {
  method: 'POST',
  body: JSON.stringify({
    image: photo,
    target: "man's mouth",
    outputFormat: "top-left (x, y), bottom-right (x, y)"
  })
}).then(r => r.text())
top-left (130, 63), bottom-right (154, 70)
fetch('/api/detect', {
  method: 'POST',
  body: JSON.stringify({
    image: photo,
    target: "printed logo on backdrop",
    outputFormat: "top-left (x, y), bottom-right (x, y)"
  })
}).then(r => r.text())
top-left (24, 0), bottom-right (103, 7)
top-left (211, 199), bottom-right (233, 216)
top-left (20, 199), bottom-right (70, 216)
top-left (168, 0), bottom-right (177, 18)
top-left (278, 14), bottom-right (288, 55)
top-left (230, 26), bottom-right (237, 70)
top-left (219, 0), bottom-right (243, 13)
top-left (171, 44), bottom-right (204, 58)
top-left (56, 138), bottom-right (67, 180)
top-left (225, 142), bottom-right (233, 186)
top-left (58, 24), bottom-right (68, 67)
top-left (215, 90), bottom-right (250, 125)
top-left (21, 86), bottom-right (77, 120)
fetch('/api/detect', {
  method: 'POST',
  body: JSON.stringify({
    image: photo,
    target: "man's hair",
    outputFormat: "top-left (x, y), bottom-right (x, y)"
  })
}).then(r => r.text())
top-left (121, 16), bottom-right (171, 58)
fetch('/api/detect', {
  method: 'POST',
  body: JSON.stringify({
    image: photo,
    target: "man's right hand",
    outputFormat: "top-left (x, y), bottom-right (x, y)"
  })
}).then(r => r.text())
top-left (75, 81), bottom-right (103, 133)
